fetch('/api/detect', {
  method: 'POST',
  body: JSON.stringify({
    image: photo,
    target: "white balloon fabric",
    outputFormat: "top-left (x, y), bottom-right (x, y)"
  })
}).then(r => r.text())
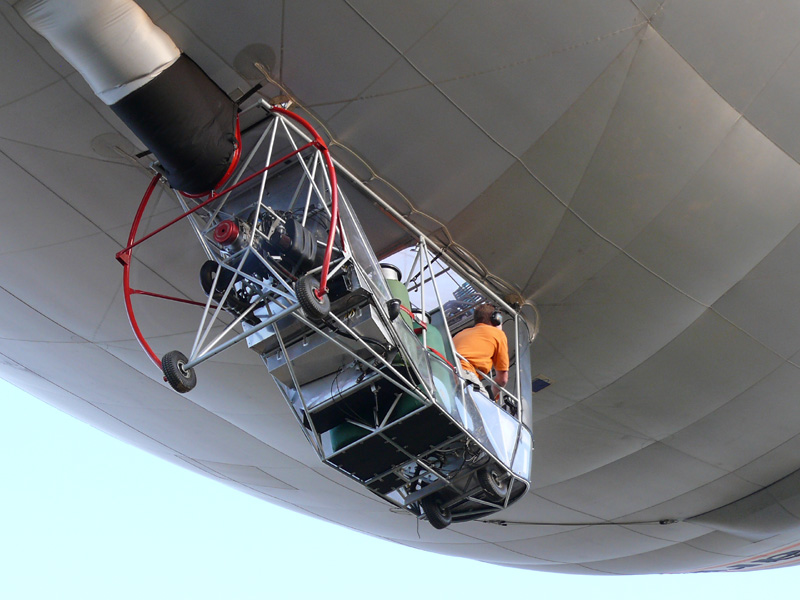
top-left (14, 0), bottom-right (179, 104)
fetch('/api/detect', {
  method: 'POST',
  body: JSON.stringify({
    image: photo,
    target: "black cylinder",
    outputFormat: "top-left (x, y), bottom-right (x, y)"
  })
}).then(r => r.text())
top-left (110, 54), bottom-right (237, 195)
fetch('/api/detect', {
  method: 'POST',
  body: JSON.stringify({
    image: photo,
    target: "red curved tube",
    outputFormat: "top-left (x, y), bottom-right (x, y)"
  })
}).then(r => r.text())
top-left (116, 107), bottom-right (339, 373)
top-left (179, 116), bottom-right (243, 199)
top-left (117, 173), bottom-right (163, 369)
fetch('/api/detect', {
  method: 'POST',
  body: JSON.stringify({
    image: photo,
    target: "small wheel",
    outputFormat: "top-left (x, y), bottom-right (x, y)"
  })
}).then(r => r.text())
top-left (478, 463), bottom-right (509, 501)
top-left (162, 350), bottom-right (197, 393)
top-left (295, 274), bottom-right (330, 321)
top-left (199, 260), bottom-right (234, 301)
top-left (420, 495), bottom-right (452, 530)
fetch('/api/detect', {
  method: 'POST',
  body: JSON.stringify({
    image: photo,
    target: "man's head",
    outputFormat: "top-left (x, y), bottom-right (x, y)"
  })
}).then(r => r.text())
top-left (473, 303), bottom-right (501, 326)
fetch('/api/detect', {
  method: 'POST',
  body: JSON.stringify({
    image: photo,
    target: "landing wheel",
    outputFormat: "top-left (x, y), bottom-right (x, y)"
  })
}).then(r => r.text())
top-left (420, 495), bottom-right (452, 530)
top-left (199, 260), bottom-right (234, 301)
top-left (162, 350), bottom-right (197, 393)
top-left (478, 463), bottom-right (509, 501)
top-left (296, 274), bottom-right (330, 321)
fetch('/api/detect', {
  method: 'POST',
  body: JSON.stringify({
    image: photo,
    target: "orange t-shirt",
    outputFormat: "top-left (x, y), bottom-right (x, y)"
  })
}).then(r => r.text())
top-left (453, 323), bottom-right (509, 376)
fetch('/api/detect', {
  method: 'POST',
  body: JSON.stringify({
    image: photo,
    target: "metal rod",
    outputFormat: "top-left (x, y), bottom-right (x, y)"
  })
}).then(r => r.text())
top-left (418, 241), bottom-right (427, 349)
top-left (331, 157), bottom-right (517, 315)
top-left (183, 302), bottom-right (300, 369)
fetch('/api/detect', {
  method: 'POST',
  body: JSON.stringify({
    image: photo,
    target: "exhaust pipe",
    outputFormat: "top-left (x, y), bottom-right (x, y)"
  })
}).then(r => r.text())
top-left (16, 0), bottom-right (239, 195)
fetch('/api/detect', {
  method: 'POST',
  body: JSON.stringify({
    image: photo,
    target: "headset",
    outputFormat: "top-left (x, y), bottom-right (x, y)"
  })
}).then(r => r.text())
top-left (490, 307), bottom-right (503, 327)
top-left (474, 303), bottom-right (503, 327)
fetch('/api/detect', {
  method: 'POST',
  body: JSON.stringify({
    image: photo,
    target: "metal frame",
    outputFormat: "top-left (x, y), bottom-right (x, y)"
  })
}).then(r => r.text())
top-left (116, 101), bottom-right (348, 374)
top-left (116, 100), bottom-right (534, 528)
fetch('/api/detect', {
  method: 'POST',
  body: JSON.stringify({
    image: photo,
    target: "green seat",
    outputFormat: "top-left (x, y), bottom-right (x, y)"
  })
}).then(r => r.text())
top-left (329, 394), bottom-right (424, 452)
top-left (330, 422), bottom-right (370, 452)
top-left (395, 393), bottom-right (424, 419)
top-left (418, 322), bottom-right (447, 358)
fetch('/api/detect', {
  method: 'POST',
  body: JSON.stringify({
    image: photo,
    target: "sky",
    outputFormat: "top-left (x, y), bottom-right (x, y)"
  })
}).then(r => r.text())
top-left (3, 377), bottom-right (800, 600)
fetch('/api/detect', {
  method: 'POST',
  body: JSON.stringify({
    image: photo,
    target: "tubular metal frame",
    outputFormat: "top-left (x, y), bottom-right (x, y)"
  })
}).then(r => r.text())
top-left (116, 101), bottom-right (347, 374)
top-left (116, 99), bottom-right (534, 527)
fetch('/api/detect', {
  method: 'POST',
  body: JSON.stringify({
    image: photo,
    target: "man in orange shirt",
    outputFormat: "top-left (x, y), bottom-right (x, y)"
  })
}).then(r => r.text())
top-left (453, 304), bottom-right (509, 402)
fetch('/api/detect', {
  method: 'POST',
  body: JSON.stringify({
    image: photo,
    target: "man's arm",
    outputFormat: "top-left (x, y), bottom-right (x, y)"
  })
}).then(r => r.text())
top-left (492, 370), bottom-right (509, 402)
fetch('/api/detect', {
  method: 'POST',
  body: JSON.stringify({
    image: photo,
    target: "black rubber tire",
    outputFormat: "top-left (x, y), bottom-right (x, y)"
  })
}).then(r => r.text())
top-left (199, 260), bottom-right (233, 301)
top-left (295, 274), bottom-right (330, 321)
top-left (478, 463), bottom-right (509, 501)
top-left (420, 495), bottom-right (452, 530)
top-left (162, 350), bottom-right (197, 393)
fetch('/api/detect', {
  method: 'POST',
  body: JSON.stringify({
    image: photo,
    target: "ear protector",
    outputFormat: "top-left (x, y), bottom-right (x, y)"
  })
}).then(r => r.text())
top-left (490, 307), bottom-right (502, 327)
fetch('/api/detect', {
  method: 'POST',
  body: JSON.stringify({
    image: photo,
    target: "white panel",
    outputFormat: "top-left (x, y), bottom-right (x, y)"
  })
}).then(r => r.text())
top-left (281, 0), bottom-right (400, 106)
top-left (498, 525), bottom-right (673, 563)
top-left (494, 492), bottom-right (604, 526)
top-left (450, 521), bottom-right (583, 545)
top-left (0, 1), bottom-right (74, 78)
top-left (536, 443), bottom-right (730, 520)
top-left (511, 563), bottom-right (610, 575)
top-left (101, 402), bottom-right (285, 466)
top-left (529, 335), bottom-right (600, 415)
top-left (746, 45), bottom-right (800, 164)
top-left (568, 28), bottom-right (740, 248)
top-left (735, 435), bottom-right (800, 487)
top-left (215, 410), bottom-right (322, 467)
top-left (0, 145), bottom-right (98, 254)
top-left (149, 13), bottom-right (250, 95)
top-left (627, 119), bottom-right (800, 306)
top-left (536, 253), bottom-right (705, 391)
top-left (0, 138), bottom-right (154, 232)
top-left (714, 227), bottom-right (800, 359)
top-left (404, 0), bottom-right (641, 82)
top-left (0, 288), bottom-right (78, 343)
top-left (346, 0), bottom-right (459, 53)
top-left (532, 406), bottom-right (651, 488)
top-left (398, 538), bottom-right (551, 565)
top-left (631, 0), bottom-right (666, 19)
top-left (191, 461), bottom-right (295, 489)
top-left (256, 466), bottom-right (386, 511)
top-left (0, 351), bottom-right (176, 458)
top-left (662, 364), bottom-right (800, 472)
top-left (620, 473), bottom-right (761, 523)
top-left (522, 34), bottom-right (640, 204)
top-left (134, 0), bottom-right (168, 21)
top-left (445, 35), bottom-right (641, 300)
top-left (652, 0), bottom-right (800, 111)
top-left (0, 6), bottom-right (62, 106)
top-left (687, 531), bottom-right (792, 557)
top-left (3, 338), bottom-right (182, 409)
top-left (584, 542), bottom-right (734, 575)
top-left (0, 79), bottom-right (116, 157)
top-left (623, 521), bottom-right (713, 544)
top-left (435, 26), bottom-right (641, 156)
top-left (170, 0), bottom-right (283, 72)
top-left (446, 162), bottom-right (566, 288)
top-left (587, 311), bottom-right (783, 439)
top-left (526, 211), bottom-right (620, 303)
top-left (0, 234), bottom-right (124, 341)
top-left (328, 60), bottom-right (514, 223)
top-left (306, 506), bottom-right (480, 544)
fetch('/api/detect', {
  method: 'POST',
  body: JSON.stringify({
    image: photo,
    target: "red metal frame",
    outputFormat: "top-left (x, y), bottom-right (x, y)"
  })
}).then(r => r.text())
top-left (116, 106), bottom-right (342, 370)
top-left (117, 173), bottom-right (165, 368)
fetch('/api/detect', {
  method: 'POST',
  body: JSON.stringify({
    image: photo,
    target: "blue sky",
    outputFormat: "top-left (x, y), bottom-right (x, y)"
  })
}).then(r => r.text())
top-left (3, 377), bottom-right (799, 599)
